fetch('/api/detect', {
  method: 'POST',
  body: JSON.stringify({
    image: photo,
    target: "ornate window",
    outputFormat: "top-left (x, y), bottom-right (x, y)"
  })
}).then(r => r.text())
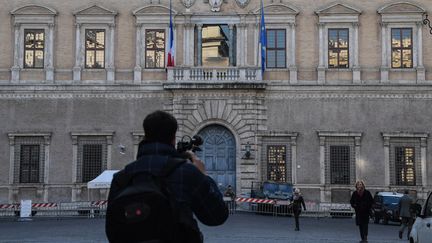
top-left (145, 30), bottom-right (165, 69)
top-left (8, 133), bottom-right (51, 185)
top-left (318, 132), bottom-right (362, 186)
top-left (133, 5), bottom-right (174, 81)
top-left (391, 28), bottom-right (413, 69)
top-left (73, 5), bottom-right (117, 81)
top-left (382, 132), bottom-right (427, 187)
top-left (395, 147), bottom-right (415, 185)
top-left (85, 29), bottom-right (105, 69)
top-left (259, 132), bottom-right (298, 184)
top-left (254, 3), bottom-right (299, 82)
top-left (71, 132), bottom-right (114, 184)
top-left (24, 29), bottom-right (45, 69)
top-left (10, 5), bottom-right (57, 82)
top-left (378, 2), bottom-right (425, 82)
top-left (267, 145), bottom-right (287, 182)
top-left (328, 28), bottom-right (349, 69)
top-left (315, 3), bottom-right (361, 84)
top-left (266, 29), bottom-right (286, 68)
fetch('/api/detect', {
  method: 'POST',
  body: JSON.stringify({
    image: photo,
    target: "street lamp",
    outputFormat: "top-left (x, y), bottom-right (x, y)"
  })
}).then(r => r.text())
top-left (423, 14), bottom-right (432, 35)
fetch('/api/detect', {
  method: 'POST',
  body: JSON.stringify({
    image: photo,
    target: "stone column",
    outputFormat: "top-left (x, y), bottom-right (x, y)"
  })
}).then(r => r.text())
top-left (420, 137), bottom-right (427, 186)
top-left (289, 23), bottom-right (298, 84)
top-left (106, 24), bottom-right (115, 82)
top-left (73, 23), bottom-right (82, 81)
top-left (107, 135), bottom-right (113, 170)
top-left (46, 24), bottom-right (55, 82)
top-left (380, 22), bottom-right (389, 83)
top-left (416, 21), bottom-right (425, 82)
top-left (352, 22), bottom-right (361, 84)
top-left (229, 24), bottom-right (234, 66)
top-left (197, 24), bottom-right (203, 66)
top-left (383, 136), bottom-right (390, 187)
top-left (43, 135), bottom-right (51, 184)
top-left (236, 23), bottom-right (246, 67)
top-left (317, 23), bottom-right (325, 84)
top-left (354, 136), bottom-right (361, 181)
top-left (8, 135), bottom-right (15, 185)
top-left (291, 136), bottom-right (297, 184)
top-left (319, 136), bottom-right (327, 202)
top-left (11, 23), bottom-right (21, 83)
top-left (134, 24), bottom-right (142, 82)
top-left (254, 23), bottom-right (259, 66)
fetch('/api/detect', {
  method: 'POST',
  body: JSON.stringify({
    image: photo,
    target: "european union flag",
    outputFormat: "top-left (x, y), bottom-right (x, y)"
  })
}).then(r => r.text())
top-left (259, 0), bottom-right (266, 73)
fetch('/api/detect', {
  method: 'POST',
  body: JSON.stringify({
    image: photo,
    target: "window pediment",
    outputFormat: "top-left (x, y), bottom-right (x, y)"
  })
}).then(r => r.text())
top-left (254, 3), bottom-right (300, 15)
top-left (11, 5), bottom-right (57, 16)
top-left (378, 2), bottom-right (425, 14)
top-left (133, 5), bottom-right (176, 16)
top-left (315, 2), bottom-right (361, 16)
top-left (73, 4), bottom-right (117, 16)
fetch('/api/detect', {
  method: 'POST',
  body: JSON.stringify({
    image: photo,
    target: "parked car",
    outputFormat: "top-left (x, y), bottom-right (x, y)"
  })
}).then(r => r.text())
top-left (409, 192), bottom-right (432, 243)
top-left (371, 191), bottom-right (404, 224)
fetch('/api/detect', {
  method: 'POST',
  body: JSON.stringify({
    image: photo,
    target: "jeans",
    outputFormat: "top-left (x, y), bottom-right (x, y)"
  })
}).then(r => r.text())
top-left (399, 217), bottom-right (414, 237)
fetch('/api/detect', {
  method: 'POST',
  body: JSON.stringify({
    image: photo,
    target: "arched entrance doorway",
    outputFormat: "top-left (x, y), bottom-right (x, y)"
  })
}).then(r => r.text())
top-left (196, 125), bottom-right (236, 191)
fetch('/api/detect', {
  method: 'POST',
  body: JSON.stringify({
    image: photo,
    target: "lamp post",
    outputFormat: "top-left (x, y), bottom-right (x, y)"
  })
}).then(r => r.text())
top-left (423, 14), bottom-right (432, 35)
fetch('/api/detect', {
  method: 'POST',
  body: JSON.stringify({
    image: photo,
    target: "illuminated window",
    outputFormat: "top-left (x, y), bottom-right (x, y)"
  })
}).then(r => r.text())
top-left (391, 28), bottom-right (413, 68)
top-left (266, 29), bottom-right (286, 68)
top-left (85, 29), bottom-right (105, 69)
top-left (328, 29), bottom-right (349, 68)
top-left (395, 147), bottom-right (415, 185)
top-left (24, 29), bottom-right (45, 69)
top-left (145, 30), bottom-right (165, 69)
top-left (330, 146), bottom-right (350, 184)
top-left (267, 145), bottom-right (286, 182)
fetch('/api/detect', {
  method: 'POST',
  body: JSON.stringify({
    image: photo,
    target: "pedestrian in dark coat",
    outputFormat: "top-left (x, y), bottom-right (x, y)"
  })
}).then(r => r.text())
top-left (290, 188), bottom-right (306, 231)
top-left (350, 180), bottom-right (373, 243)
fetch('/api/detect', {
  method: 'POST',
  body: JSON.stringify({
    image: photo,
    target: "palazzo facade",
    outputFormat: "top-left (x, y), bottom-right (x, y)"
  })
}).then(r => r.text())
top-left (1, 0), bottom-right (432, 203)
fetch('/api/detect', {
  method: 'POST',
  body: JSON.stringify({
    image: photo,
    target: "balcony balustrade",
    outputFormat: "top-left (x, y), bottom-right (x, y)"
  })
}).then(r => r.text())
top-left (167, 67), bottom-right (263, 82)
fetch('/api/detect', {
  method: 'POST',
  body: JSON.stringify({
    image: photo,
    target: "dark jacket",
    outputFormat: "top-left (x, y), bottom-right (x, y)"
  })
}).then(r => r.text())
top-left (107, 141), bottom-right (228, 242)
top-left (290, 195), bottom-right (306, 212)
top-left (350, 189), bottom-right (373, 225)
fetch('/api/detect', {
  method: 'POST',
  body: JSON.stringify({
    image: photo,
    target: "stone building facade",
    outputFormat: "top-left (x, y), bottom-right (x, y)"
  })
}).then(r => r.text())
top-left (1, 0), bottom-right (432, 203)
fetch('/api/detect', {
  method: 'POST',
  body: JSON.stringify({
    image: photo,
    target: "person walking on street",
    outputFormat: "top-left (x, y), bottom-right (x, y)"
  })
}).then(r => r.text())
top-left (399, 189), bottom-right (414, 240)
top-left (350, 180), bottom-right (373, 243)
top-left (290, 188), bottom-right (306, 231)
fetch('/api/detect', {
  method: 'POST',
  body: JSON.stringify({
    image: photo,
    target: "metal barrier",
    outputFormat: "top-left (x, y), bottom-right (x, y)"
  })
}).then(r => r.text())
top-left (0, 199), bottom-right (354, 219)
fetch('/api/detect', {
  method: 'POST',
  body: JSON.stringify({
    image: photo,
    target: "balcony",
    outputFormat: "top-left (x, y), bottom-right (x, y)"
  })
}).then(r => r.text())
top-left (165, 67), bottom-right (265, 90)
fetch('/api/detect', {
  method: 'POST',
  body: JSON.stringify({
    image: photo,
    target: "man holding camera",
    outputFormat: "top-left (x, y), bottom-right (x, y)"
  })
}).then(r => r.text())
top-left (106, 110), bottom-right (228, 243)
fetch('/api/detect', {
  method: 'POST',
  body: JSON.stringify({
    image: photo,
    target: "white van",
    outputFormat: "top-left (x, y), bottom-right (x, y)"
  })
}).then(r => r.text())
top-left (410, 192), bottom-right (432, 243)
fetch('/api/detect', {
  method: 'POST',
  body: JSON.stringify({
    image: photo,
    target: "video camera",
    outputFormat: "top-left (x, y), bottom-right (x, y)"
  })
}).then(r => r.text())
top-left (176, 135), bottom-right (203, 153)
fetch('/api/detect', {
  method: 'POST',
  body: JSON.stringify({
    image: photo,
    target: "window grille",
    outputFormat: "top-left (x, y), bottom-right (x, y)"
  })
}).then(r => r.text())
top-left (267, 145), bottom-right (286, 182)
top-left (266, 29), bottom-right (286, 68)
top-left (76, 136), bottom-right (107, 183)
top-left (145, 30), bottom-right (165, 69)
top-left (24, 29), bottom-right (45, 68)
top-left (395, 147), bottom-right (415, 186)
top-left (330, 146), bottom-right (350, 185)
top-left (391, 28), bottom-right (413, 68)
top-left (85, 29), bottom-right (105, 68)
top-left (82, 144), bottom-right (103, 183)
top-left (19, 145), bottom-right (40, 183)
top-left (328, 28), bottom-right (349, 68)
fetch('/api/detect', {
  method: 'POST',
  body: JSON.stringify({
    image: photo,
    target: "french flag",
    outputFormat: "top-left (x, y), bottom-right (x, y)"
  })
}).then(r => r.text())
top-left (167, 0), bottom-right (174, 67)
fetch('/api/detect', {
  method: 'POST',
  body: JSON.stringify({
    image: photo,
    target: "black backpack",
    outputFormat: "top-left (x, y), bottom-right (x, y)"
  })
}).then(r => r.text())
top-left (105, 157), bottom-right (187, 243)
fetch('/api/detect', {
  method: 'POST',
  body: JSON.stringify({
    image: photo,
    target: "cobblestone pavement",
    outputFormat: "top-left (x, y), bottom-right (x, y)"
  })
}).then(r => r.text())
top-left (0, 213), bottom-right (405, 243)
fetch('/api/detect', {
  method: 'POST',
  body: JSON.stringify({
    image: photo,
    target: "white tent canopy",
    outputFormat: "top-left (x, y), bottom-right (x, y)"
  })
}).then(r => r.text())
top-left (87, 170), bottom-right (119, 189)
